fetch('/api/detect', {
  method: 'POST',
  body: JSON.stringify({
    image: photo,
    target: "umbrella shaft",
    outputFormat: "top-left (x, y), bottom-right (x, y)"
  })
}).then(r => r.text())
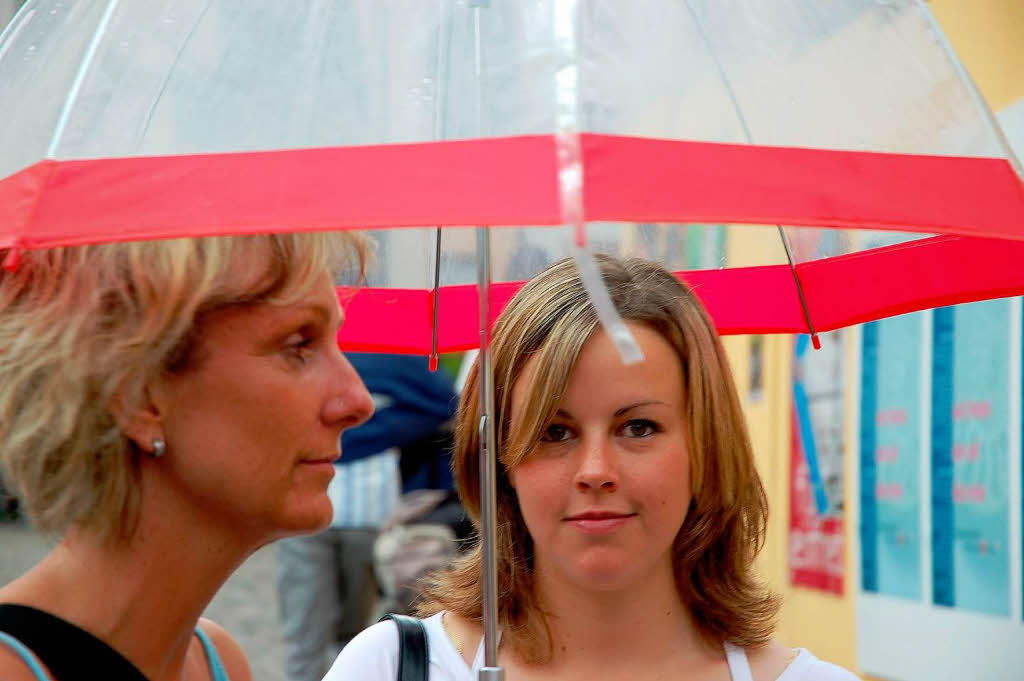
top-left (476, 226), bottom-right (501, 674)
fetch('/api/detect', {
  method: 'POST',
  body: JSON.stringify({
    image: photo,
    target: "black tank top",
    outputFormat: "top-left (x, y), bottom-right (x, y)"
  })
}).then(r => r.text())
top-left (0, 604), bottom-right (149, 681)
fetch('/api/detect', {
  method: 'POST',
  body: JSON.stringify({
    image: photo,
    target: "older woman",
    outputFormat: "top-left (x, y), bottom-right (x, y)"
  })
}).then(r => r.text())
top-left (327, 255), bottom-right (858, 681)
top-left (0, 233), bottom-right (375, 681)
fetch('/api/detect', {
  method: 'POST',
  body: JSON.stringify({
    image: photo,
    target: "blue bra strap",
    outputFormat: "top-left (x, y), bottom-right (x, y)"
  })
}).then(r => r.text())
top-left (0, 631), bottom-right (51, 681)
top-left (194, 626), bottom-right (231, 681)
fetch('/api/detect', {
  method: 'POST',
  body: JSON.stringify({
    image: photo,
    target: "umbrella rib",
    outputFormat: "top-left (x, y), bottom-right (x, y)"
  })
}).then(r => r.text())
top-left (682, 0), bottom-right (753, 142)
top-left (777, 226), bottom-right (820, 348)
top-left (136, 0), bottom-right (214, 152)
top-left (0, 3), bottom-right (35, 64)
top-left (46, 0), bottom-right (122, 158)
top-left (684, 1), bottom-right (820, 345)
top-left (430, 226), bottom-right (442, 370)
top-left (429, 0), bottom-right (452, 371)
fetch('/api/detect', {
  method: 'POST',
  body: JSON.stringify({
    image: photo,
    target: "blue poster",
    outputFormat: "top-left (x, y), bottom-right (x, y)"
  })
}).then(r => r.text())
top-left (946, 300), bottom-right (1011, 615)
top-left (864, 313), bottom-right (923, 600)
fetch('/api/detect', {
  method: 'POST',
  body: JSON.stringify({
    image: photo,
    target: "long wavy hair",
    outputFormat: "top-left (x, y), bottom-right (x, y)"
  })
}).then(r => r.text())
top-left (417, 255), bottom-right (778, 662)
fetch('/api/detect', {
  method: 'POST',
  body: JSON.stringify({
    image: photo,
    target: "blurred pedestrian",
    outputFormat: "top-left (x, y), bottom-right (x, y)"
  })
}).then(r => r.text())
top-left (276, 353), bottom-right (456, 681)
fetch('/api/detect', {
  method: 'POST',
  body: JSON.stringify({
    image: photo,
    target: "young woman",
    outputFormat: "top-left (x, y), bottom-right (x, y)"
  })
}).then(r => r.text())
top-left (0, 233), bottom-right (376, 681)
top-left (326, 255), bottom-right (859, 681)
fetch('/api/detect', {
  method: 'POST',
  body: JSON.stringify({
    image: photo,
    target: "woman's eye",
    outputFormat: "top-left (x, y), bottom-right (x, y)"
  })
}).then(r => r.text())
top-left (540, 424), bottom-right (573, 443)
top-left (622, 419), bottom-right (658, 438)
top-left (287, 336), bottom-right (316, 362)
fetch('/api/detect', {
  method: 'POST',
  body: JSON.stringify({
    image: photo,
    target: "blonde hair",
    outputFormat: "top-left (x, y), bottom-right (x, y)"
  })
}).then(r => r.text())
top-left (0, 232), bottom-right (366, 540)
top-left (418, 255), bottom-right (778, 661)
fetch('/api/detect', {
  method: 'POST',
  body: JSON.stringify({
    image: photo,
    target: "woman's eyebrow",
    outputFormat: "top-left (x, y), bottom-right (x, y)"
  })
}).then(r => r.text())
top-left (614, 400), bottom-right (668, 417)
top-left (553, 401), bottom-right (669, 420)
top-left (290, 302), bottom-right (338, 328)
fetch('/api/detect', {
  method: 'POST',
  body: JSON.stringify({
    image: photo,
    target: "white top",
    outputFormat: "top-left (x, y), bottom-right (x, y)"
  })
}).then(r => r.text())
top-left (323, 612), bottom-right (861, 681)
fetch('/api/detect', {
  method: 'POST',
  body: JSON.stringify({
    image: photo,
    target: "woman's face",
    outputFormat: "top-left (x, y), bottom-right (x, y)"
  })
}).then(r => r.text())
top-left (508, 323), bottom-right (692, 592)
top-left (152, 272), bottom-right (374, 539)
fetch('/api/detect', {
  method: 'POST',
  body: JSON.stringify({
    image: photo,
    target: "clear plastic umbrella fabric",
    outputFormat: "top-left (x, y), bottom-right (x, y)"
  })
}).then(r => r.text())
top-left (1, 0), bottom-right (1023, 355)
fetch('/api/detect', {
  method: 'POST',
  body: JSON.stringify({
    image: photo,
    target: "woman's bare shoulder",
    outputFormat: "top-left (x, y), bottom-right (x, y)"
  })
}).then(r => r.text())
top-left (197, 618), bottom-right (252, 681)
top-left (0, 642), bottom-right (52, 681)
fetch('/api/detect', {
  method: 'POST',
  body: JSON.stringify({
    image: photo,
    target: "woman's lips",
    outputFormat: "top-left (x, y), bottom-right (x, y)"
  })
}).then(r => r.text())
top-left (297, 456), bottom-right (338, 473)
top-left (563, 513), bottom-right (637, 535)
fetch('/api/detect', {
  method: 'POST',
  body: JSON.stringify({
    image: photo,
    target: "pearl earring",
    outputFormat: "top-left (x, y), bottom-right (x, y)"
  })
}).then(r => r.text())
top-left (151, 438), bottom-right (166, 459)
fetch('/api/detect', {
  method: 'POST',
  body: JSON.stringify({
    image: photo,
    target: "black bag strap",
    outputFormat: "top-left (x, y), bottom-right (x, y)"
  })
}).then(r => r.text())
top-left (380, 614), bottom-right (429, 681)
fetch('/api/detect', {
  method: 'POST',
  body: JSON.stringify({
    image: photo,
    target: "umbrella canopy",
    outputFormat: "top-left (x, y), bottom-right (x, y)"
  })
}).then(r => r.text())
top-left (3, 3), bottom-right (1023, 674)
top-left (1, 0), bottom-right (1022, 357)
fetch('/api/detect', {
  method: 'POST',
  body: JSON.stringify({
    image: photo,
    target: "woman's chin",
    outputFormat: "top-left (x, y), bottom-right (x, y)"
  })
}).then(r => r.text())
top-left (271, 496), bottom-right (334, 537)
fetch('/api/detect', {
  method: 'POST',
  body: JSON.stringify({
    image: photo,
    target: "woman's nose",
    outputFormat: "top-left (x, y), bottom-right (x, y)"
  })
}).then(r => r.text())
top-left (573, 438), bottom-right (619, 492)
top-left (322, 351), bottom-right (374, 430)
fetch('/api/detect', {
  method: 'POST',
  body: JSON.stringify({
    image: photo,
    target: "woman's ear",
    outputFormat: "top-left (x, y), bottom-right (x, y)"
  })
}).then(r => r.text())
top-left (109, 382), bottom-right (165, 455)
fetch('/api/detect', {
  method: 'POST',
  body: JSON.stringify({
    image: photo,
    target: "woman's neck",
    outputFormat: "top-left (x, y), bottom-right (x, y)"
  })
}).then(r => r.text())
top-left (524, 559), bottom-right (722, 679)
top-left (0, 494), bottom-right (256, 680)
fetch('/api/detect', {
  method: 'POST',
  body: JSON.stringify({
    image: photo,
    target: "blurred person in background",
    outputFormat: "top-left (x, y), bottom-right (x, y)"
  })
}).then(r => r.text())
top-left (276, 353), bottom-right (457, 681)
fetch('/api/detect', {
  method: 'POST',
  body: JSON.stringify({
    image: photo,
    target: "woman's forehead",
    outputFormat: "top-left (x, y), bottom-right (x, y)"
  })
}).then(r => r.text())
top-left (565, 328), bottom-right (682, 405)
top-left (509, 324), bottom-right (683, 418)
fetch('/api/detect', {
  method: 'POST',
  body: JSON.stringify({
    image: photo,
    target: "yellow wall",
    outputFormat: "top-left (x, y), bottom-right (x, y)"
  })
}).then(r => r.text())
top-left (723, 329), bottom-right (860, 668)
top-left (723, 222), bottom-right (862, 665)
top-left (929, 0), bottom-right (1024, 110)
top-left (727, 3), bottom-right (1024, 677)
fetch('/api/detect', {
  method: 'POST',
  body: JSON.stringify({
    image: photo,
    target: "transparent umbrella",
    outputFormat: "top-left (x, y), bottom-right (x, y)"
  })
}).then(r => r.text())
top-left (1, 1), bottom-right (1023, 676)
